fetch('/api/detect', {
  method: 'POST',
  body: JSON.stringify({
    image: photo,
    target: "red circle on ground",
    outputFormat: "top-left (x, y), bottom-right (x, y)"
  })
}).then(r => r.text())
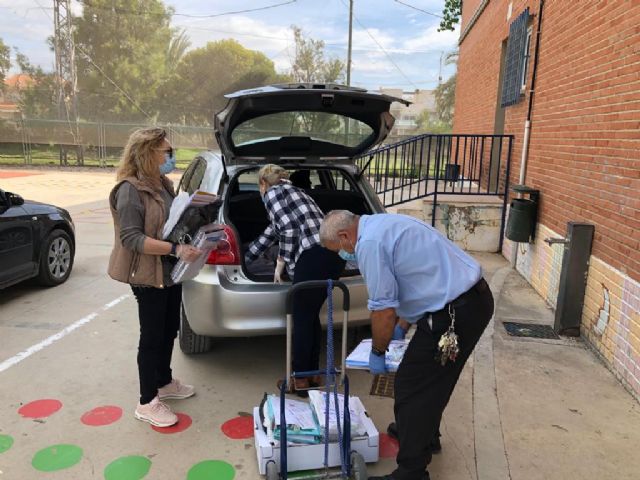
top-left (221, 415), bottom-right (254, 439)
top-left (379, 433), bottom-right (399, 458)
top-left (81, 406), bottom-right (123, 426)
top-left (151, 413), bottom-right (192, 434)
top-left (18, 399), bottom-right (62, 419)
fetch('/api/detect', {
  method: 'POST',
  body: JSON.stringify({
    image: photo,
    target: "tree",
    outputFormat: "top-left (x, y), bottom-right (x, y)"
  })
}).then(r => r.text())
top-left (157, 39), bottom-right (286, 125)
top-left (416, 110), bottom-right (451, 134)
top-left (73, 0), bottom-right (174, 121)
top-left (290, 26), bottom-right (345, 83)
top-left (14, 52), bottom-right (58, 119)
top-left (167, 28), bottom-right (191, 73)
top-left (433, 51), bottom-right (458, 126)
top-left (0, 38), bottom-right (10, 92)
top-left (439, 0), bottom-right (462, 32)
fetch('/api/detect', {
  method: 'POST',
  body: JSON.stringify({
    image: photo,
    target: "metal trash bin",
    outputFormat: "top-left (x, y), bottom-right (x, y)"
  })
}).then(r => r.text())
top-left (505, 185), bottom-right (540, 243)
top-left (443, 163), bottom-right (460, 185)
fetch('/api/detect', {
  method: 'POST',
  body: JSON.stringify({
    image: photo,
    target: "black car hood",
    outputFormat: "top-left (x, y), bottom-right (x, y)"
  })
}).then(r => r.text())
top-left (215, 83), bottom-right (409, 161)
top-left (22, 199), bottom-right (70, 216)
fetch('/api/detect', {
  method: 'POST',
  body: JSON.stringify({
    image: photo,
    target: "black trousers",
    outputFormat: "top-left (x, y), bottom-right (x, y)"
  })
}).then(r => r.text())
top-left (131, 284), bottom-right (182, 404)
top-left (291, 245), bottom-right (345, 374)
top-left (393, 278), bottom-right (494, 480)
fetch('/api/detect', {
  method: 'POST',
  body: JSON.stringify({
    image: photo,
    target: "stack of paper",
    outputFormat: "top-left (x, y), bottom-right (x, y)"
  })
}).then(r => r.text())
top-left (345, 339), bottom-right (408, 372)
top-left (262, 395), bottom-right (321, 445)
top-left (189, 190), bottom-right (217, 206)
top-left (308, 390), bottom-right (367, 441)
top-left (170, 223), bottom-right (226, 284)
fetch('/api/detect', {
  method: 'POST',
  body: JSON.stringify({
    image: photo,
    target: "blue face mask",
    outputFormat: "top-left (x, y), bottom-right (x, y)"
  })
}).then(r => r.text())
top-left (159, 152), bottom-right (176, 175)
top-left (338, 238), bottom-right (357, 263)
top-left (339, 249), bottom-right (357, 262)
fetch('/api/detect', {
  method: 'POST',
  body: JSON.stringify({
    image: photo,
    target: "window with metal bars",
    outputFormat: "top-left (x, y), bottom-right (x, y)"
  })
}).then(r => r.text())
top-left (501, 8), bottom-right (531, 107)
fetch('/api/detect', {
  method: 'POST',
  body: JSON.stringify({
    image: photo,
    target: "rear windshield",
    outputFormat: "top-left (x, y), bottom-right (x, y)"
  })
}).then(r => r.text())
top-left (231, 112), bottom-right (374, 148)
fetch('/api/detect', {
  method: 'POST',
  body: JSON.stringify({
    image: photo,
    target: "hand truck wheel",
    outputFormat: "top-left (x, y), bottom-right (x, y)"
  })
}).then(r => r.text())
top-left (350, 451), bottom-right (367, 480)
top-left (266, 460), bottom-right (279, 480)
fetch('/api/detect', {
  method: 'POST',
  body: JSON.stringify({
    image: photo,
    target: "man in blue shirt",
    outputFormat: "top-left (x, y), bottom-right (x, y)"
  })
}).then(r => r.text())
top-left (320, 211), bottom-right (494, 480)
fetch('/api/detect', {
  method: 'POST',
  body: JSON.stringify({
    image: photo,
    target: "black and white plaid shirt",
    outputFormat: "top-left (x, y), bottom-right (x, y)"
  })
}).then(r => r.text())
top-left (245, 181), bottom-right (324, 277)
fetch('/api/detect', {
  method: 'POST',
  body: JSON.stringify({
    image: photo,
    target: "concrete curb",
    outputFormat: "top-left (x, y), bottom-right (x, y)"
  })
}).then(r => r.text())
top-left (473, 266), bottom-right (512, 480)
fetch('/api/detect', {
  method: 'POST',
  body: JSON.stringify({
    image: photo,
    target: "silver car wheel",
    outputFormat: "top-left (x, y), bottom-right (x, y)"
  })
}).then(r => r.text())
top-left (48, 237), bottom-right (71, 279)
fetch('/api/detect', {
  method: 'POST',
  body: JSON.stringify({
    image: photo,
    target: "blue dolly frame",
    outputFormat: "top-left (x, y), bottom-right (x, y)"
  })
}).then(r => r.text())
top-left (264, 279), bottom-right (367, 480)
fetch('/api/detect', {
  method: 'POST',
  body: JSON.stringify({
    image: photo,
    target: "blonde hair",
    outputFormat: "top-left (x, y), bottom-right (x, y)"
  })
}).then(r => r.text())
top-left (116, 127), bottom-right (167, 184)
top-left (257, 164), bottom-right (289, 188)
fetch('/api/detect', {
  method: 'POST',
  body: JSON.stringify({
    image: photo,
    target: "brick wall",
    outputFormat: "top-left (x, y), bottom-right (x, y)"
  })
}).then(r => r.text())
top-left (455, 0), bottom-right (640, 399)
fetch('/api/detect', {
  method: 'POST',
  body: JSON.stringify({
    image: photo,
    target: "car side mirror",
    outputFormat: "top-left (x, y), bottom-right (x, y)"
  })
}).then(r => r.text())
top-left (6, 192), bottom-right (24, 206)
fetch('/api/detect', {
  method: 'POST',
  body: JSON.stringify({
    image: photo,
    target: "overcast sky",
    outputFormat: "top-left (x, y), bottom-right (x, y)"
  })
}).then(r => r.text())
top-left (0, 0), bottom-right (459, 91)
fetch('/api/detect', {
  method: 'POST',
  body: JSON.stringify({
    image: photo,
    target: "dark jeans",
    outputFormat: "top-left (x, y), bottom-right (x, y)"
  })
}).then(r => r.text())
top-left (291, 245), bottom-right (345, 374)
top-left (393, 278), bottom-right (494, 480)
top-left (131, 284), bottom-right (182, 404)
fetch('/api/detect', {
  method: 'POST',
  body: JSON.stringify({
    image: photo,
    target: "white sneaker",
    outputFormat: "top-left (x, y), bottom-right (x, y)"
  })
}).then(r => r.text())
top-left (158, 378), bottom-right (195, 400)
top-left (134, 396), bottom-right (178, 427)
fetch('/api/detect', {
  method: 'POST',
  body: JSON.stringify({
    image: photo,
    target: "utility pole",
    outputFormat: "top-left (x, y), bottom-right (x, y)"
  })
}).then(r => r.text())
top-left (345, 0), bottom-right (354, 145)
top-left (53, 0), bottom-right (83, 165)
top-left (346, 0), bottom-right (354, 86)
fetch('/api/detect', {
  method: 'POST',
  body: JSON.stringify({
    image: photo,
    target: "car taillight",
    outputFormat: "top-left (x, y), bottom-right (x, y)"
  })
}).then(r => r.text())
top-left (206, 225), bottom-right (241, 265)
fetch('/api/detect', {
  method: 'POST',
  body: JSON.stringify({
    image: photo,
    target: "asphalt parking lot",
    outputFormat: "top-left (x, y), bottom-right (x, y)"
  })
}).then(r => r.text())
top-left (3, 167), bottom-right (640, 480)
top-left (0, 168), bottom-right (413, 479)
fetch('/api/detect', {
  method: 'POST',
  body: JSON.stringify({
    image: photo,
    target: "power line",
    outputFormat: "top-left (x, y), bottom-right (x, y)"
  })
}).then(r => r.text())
top-left (337, 0), bottom-right (419, 89)
top-left (172, 24), bottom-right (290, 42)
top-left (173, 0), bottom-right (297, 18)
top-left (324, 44), bottom-right (446, 54)
top-left (393, 0), bottom-right (443, 18)
top-left (78, 0), bottom-right (296, 19)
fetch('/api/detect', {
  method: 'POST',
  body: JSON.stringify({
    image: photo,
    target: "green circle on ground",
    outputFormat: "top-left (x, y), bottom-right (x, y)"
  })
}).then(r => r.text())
top-left (32, 444), bottom-right (83, 472)
top-left (0, 435), bottom-right (14, 454)
top-left (104, 455), bottom-right (151, 480)
top-left (290, 470), bottom-right (319, 478)
top-left (187, 460), bottom-right (235, 480)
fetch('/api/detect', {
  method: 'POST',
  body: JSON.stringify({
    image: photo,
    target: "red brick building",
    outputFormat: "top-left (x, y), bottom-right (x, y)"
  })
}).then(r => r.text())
top-left (454, 0), bottom-right (639, 397)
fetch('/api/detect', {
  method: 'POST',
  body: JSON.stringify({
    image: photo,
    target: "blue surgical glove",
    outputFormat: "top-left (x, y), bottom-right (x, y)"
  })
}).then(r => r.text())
top-left (392, 323), bottom-right (407, 340)
top-left (369, 350), bottom-right (387, 375)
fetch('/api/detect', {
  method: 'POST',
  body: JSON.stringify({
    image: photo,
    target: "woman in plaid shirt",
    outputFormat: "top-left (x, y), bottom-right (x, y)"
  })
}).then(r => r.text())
top-left (245, 164), bottom-right (345, 395)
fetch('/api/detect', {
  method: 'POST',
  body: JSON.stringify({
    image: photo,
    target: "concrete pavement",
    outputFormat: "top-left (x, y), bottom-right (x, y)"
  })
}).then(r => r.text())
top-left (1, 167), bottom-right (639, 479)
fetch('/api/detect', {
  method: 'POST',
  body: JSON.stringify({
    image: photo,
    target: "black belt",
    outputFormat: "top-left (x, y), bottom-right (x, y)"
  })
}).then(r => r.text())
top-left (428, 277), bottom-right (489, 318)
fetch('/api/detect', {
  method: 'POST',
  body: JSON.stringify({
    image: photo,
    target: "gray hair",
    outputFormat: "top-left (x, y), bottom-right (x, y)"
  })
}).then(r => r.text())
top-left (319, 210), bottom-right (357, 245)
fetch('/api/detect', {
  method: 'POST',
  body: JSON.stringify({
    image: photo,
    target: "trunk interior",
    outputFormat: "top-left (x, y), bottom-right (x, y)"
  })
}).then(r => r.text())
top-left (226, 166), bottom-right (372, 282)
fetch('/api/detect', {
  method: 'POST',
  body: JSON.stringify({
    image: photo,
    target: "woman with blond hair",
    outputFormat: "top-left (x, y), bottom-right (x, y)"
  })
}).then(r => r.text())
top-left (245, 164), bottom-right (345, 395)
top-left (108, 127), bottom-right (201, 427)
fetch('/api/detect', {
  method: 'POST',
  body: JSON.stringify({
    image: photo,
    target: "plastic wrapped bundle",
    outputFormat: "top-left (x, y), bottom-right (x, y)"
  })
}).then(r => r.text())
top-left (308, 390), bottom-right (368, 441)
top-left (261, 394), bottom-right (322, 445)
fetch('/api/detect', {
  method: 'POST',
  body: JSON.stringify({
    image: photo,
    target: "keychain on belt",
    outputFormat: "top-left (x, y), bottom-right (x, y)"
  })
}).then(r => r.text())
top-left (437, 304), bottom-right (460, 366)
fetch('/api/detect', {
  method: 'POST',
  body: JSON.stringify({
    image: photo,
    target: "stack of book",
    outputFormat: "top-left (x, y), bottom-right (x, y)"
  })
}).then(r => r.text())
top-left (170, 223), bottom-right (226, 283)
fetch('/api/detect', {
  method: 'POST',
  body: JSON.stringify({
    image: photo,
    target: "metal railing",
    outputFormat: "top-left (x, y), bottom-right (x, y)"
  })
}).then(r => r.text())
top-left (356, 133), bottom-right (514, 249)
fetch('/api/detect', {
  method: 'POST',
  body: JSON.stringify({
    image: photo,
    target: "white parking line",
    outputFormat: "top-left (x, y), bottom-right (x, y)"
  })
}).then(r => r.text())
top-left (0, 294), bottom-right (131, 373)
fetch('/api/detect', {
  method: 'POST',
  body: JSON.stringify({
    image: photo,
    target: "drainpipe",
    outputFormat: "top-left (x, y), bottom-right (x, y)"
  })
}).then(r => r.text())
top-left (511, 0), bottom-right (545, 268)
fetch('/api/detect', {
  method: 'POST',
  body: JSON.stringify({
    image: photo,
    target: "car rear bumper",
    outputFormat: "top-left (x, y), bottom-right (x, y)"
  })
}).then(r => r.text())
top-left (182, 265), bottom-right (371, 337)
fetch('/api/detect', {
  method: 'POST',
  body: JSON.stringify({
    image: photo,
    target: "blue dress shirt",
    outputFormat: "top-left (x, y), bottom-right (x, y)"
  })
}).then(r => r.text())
top-left (356, 213), bottom-right (482, 323)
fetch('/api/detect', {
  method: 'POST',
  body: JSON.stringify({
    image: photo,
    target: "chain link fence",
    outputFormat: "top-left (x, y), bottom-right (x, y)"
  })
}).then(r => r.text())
top-left (0, 118), bottom-right (217, 168)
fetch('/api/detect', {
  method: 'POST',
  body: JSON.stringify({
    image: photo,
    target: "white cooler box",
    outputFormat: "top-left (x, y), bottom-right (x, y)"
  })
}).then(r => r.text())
top-left (253, 396), bottom-right (379, 475)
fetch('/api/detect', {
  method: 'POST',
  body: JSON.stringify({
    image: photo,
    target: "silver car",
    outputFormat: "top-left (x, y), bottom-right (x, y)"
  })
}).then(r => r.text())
top-left (177, 83), bottom-right (407, 353)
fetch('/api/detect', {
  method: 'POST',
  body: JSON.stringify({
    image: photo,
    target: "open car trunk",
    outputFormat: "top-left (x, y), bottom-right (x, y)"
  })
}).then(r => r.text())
top-left (226, 166), bottom-right (373, 282)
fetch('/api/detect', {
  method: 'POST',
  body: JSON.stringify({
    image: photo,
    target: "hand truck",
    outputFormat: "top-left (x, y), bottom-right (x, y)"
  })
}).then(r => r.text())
top-left (261, 279), bottom-right (371, 480)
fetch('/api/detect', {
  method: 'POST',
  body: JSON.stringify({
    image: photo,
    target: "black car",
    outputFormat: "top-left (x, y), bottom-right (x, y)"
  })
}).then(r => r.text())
top-left (0, 188), bottom-right (75, 289)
